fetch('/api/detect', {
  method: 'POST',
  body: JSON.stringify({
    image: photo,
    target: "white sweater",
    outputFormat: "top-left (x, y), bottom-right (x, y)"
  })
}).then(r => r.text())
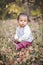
top-left (14, 25), bottom-right (34, 42)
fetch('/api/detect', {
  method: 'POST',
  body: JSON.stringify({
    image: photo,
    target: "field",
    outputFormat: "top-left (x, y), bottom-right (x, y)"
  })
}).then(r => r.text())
top-left (0, 19), bottom-right (43, 65)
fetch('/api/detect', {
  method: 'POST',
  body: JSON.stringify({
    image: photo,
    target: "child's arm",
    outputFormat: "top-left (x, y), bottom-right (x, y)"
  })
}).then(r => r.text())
top-left (14, 28), bottom-right (18, 40)
top-left (14, 28), bottom-right (20, 43)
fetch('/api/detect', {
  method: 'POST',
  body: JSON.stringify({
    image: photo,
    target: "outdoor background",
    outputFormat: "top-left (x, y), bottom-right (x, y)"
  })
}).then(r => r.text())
top-left (0, 0), bottom-right (43, 65)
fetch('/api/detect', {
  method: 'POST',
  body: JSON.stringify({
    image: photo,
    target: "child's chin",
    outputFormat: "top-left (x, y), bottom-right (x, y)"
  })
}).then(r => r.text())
top-left (20, 25), bottom-right (25, 27)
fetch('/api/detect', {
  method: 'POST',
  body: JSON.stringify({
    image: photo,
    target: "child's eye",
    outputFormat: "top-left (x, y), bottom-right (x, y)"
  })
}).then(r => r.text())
top-left (24, 20), bottom-right (26, 22)
top-left (20, 20), bottom-right (23, 21)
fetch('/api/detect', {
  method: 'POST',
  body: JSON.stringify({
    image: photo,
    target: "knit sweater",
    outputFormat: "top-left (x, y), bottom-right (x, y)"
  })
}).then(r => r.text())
top-left (14, 25), bottom-right (34, 42)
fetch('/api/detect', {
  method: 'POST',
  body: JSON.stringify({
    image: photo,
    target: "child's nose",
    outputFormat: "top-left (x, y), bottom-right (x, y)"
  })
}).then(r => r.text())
top-left (22, 21), bottom-right (24, 23)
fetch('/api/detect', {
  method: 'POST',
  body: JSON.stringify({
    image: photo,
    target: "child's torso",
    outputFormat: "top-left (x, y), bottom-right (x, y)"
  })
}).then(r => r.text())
top-left (17, 25), bottom-right (33, 42)
top-left (18, 28), bottom-right (24, 38)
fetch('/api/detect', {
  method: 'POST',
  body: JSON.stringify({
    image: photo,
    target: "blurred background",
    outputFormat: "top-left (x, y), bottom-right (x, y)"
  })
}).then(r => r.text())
top-left (0, 0), bottom-right (43, 19)
top-left (0, 0), bottom-right (43, 65)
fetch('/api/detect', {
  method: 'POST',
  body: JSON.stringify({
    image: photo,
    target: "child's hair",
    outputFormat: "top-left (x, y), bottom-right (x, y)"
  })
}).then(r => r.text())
top-left (17, 13), bottom-right (30, 22)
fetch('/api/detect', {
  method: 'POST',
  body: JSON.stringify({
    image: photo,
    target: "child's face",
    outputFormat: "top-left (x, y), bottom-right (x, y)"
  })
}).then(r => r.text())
top-left (18, 15), bottom-right (28, 27)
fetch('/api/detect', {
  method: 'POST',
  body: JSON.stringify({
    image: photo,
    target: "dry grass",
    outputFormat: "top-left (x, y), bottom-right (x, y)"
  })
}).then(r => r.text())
top-left (0, 19), bottom-right (43, 65)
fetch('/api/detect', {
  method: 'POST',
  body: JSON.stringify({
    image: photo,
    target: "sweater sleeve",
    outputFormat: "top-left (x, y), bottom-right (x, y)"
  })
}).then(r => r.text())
top-left (14, 28), bottom-right (18, 40)
top-left (19, 26), bottom-right (31, 41)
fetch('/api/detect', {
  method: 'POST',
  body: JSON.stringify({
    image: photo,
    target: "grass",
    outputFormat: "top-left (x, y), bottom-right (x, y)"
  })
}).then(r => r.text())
top-left (0, 19), bottom-right (43, 65)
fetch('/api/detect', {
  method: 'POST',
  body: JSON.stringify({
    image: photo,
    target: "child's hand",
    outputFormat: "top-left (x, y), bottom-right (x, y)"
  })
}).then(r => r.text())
top-left (14, 39), bottom-right (20, 44)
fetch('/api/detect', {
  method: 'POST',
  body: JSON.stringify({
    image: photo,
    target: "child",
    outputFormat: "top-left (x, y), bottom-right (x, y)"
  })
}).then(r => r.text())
top-left (14, 13), bottom-right (33, 50)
